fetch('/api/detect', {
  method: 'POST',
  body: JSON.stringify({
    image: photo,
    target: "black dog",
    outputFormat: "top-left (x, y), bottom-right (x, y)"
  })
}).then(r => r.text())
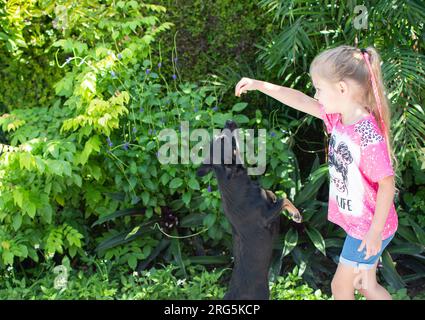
top-left (197, 120), bottom-right (302, 300)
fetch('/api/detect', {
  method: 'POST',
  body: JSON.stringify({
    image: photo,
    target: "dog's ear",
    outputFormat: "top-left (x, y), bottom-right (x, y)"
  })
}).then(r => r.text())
top-left (197, 163), bottom-right (212, 177)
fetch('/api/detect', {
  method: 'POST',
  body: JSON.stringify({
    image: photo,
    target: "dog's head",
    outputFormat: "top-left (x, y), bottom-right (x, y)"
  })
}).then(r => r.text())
top-left (196, 120), bottom-right (245, 178)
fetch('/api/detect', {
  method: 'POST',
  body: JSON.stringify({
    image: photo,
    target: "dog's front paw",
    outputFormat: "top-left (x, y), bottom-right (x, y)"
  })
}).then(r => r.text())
top-left (290, 211), bottom-right (303, 223)
top-left (283, 198), bottom-right (303, 223)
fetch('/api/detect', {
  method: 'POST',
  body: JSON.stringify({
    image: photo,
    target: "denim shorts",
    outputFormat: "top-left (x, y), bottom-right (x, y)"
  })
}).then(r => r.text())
top-left (339, 233), bottom-right (395, 270)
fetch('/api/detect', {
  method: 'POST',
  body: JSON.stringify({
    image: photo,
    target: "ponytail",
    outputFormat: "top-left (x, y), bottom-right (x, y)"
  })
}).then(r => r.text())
top-left (361, 46), bottom-right (399, 189)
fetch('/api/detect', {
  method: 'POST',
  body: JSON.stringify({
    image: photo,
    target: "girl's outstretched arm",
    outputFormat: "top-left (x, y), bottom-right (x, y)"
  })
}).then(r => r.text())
top-left (235, 78), bottom-right (321, 118)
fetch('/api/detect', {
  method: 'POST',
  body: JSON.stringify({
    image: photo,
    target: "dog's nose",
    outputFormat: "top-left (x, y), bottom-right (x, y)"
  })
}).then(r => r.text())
top-left (225, 120), bottom-right (238, 131)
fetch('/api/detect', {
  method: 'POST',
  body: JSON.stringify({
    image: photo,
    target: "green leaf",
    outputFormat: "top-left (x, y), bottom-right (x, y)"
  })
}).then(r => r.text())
top-left (12, 214), bottom-right (22, 231)
top-left (19, 152), bottom-right (35, 170)
top-left (95, 223), bottom-right (157, 252)
top-left (62, 162), bottom-right (72, 177)
top-left (205, 96), bottom-right (216, 106)
top-left (160, 173), bottom-right (170, 185)
top-left (125, 226), bottom-right (140, 240)
top-left (47, 160), bottom-right (64, 176)
top-left (141, 192), bottom-right (150, 205)
top-left (130, 162), bottom-right (137, 175)
top-left (79, 135), bottom-right (101, 165)
top-left (2, 251), bottom-right (14, 265)
top-left (282, 229), bottom-right (298, 257)
top-left (294, 165), bottom-right (328, 206)
top-left (169, 231), bottom-right (187, 278)
top-left (232, 114), bottom-right (250, 124)
top-left (137, 239), bottom-right (170, 271)
top-left (69, 247), bottom-right (77, 258)
top-left (91, 208), bottom-right (144, 227)
top-left (203, 214), bottom-right (216, 228)
top-left (54, 73), bottom-right (74, 97)
top-left (388, 243), bottom-right (424, 256)
top-left (380, 251), bottom-right (405, 290)
top-left (15, 245), bottom-right (28, 258)
top-left (408, 217), bottom-right (425, 245)
top-left (146, 207), bottom-right (153, 219)
top-left (128, 255), bottom-right (138, 270)
top-left (28, 248), bottom-right (39, 262)
top-left (169, 178), bottom-right (183, 189)
top-left (73, 174), bottom-right (82, 187)
top-left (397, 225), bottom-right (418, 244)
top-left (179, 213), bottom-right (207, 228)
top-left (182, 192), bottom-right (191, 205)
top-left (13, 189), bottom-right (24, 208)
top-left (89, 165), bottom-right (102, 181)
top-left (26, 202), bottom-right (37, 218)
top-left (81, 72), bottom-right (96, 95)
top-left (232, 102), bottom-right (248, 112)
top-left (212, 112), bottom-right (232, 126)
top-left (188, 177), bottom-right (200, 190)
top-left (305, 226), bottom-right (326, 256)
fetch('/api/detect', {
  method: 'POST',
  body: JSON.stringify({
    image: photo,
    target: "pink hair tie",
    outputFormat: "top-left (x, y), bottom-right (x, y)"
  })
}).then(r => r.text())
top-left (360, 49), bottom-right (387, 138)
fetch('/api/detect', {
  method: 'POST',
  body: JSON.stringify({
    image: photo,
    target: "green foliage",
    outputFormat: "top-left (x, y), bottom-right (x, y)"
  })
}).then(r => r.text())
top-left (2, 260), bottom-right (418, 300)
top-left (0, 258), bottom-right (230, 300)
top-left (1, 0), bottom-right (425, 297)
top-left (149, 0), bottom-right (269, 84)
top-left (270, 266), bottom-right (329, 300)
top-left (0, 0), bottom-right (176, 268)
top-left (0, 0), bottom-right (64, 109)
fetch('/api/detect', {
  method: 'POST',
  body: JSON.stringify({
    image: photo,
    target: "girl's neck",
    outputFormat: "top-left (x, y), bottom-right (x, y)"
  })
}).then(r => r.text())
top-left (340, 103), bottom-right (371, 126)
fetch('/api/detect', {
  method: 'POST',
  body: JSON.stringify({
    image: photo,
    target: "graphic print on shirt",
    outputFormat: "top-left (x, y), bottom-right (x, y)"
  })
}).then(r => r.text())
top-left (328, 131), bottom-right (364, 217)
top-left (329, 134), bottom-right (353, 195)
top-left (354, 120), bottom-right (384, 148)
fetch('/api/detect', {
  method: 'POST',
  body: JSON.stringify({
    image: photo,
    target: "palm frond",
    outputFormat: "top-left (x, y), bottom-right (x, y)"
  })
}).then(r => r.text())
top-left (383, 50), bottom-right (425, 93)
top-left (373, 0), bottom-right (425, 25)
top-left (392, 103), bottom-right (425, 167)
top-left (258, 17), bottom-right (314, 77)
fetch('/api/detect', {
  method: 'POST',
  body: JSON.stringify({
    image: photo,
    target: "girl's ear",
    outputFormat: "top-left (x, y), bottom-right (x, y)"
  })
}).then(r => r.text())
top-left (338, 80), bottom-right (348, 95)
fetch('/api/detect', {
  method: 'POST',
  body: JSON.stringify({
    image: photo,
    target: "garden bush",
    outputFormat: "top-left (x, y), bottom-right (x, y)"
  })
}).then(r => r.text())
top-left (1, 0), bottom-right (425, 299)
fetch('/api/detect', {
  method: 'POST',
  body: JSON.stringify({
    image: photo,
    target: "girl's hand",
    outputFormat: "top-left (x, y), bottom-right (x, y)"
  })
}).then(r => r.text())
top-left (235, 77), bottom-right (258, 97)
top-left (358, 229), bottom-right (382, 260)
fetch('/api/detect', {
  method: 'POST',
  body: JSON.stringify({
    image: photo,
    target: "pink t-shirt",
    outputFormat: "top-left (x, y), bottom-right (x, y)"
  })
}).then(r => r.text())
top-left (319, 103), bottom-right (398, 240)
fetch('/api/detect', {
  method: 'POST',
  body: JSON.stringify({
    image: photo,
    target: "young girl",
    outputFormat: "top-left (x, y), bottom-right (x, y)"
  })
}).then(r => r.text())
top-left (234, 45), bottom-right (398, 300)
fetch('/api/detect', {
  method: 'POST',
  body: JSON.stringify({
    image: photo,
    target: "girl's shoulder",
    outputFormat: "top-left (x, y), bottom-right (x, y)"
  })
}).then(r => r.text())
top-left (352, 116), bottom-right (385, 149)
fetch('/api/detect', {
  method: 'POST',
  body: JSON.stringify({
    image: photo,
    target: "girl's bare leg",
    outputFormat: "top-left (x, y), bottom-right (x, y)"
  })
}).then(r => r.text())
top-left (357, 262), bottom-right (393, 300)
top-left (331, 263), bottom-right (361, 300)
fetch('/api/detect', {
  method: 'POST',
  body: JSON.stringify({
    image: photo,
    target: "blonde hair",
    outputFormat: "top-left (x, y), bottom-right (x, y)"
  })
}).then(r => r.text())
top-left (309, 45), bottom-right (400, 190)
